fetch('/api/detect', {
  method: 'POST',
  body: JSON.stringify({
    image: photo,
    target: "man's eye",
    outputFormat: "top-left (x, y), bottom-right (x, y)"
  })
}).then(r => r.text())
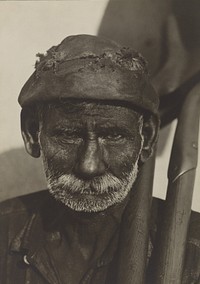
top-left (61, 135), bottom-right (83, 144)
top-left (53, 130), bottom-right (83, 143)
top-left (101, 133), bottom-right (125, 141)
top-left (108, 134), bottom-right (123, 140)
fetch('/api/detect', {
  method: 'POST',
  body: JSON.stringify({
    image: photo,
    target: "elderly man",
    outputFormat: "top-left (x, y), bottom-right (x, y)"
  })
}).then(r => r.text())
top-left (0, 35), bottom-right (199, 284)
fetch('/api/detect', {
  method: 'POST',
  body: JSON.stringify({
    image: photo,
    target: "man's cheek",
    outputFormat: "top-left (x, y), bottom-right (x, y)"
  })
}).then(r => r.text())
top-left (41, 143), bottom-right (78, 173)
top-left (107, 149), bottom-right (138, 178)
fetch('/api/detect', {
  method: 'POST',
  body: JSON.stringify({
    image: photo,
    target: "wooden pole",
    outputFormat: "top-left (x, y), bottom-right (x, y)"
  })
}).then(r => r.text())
top-left (151, 83), bottom-right (200, 283)
top-left (116, 152), bottom-right (156, 284)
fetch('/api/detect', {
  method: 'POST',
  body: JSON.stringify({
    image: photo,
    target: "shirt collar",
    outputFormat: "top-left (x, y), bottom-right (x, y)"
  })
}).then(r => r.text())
top-left (10, 192), bottom-right (119, 284)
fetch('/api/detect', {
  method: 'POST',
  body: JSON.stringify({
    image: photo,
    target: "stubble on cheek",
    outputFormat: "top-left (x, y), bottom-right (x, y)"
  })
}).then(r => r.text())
top-left (40, 144), bottom-right (143, 213)
top-left (38, 116), bottom-right (144, 212)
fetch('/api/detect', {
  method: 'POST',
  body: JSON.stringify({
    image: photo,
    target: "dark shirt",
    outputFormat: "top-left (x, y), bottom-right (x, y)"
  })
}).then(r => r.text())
top-left (0, 190), bottom-right (200, 284)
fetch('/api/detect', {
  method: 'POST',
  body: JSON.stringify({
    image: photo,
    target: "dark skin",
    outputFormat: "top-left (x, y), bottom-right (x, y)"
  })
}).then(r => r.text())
top-left (40, 104), bottom-right (142, 180)
top-left (21, 101), bottom-right (157, 283)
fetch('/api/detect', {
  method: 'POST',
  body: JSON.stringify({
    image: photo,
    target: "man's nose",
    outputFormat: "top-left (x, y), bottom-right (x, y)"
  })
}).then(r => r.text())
top-left (75, 139), bottom-right (107, 179)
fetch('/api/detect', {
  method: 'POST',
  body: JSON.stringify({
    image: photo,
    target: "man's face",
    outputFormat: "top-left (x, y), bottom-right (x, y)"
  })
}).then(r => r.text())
top-left (38, 102), bottom-right (144, 212)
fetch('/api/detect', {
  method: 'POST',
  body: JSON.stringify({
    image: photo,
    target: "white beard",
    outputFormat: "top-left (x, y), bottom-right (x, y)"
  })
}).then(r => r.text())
top-left (44, 161), bottom-right (139, 212)
top-left (39, 115), bottom-right (144, 212)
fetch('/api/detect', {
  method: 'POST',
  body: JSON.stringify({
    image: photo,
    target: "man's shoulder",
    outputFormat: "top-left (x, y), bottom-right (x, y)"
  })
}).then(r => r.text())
top-left (0, 190), bottom-right (49, 218)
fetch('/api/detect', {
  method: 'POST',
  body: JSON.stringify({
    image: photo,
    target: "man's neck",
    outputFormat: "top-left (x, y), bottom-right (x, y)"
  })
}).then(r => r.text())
top-left (62, 198), bottom-right (129, 262)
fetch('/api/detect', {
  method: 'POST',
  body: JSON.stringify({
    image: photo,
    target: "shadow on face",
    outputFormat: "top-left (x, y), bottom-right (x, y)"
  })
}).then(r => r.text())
top-left (20, 100), bottom-right (158, 211)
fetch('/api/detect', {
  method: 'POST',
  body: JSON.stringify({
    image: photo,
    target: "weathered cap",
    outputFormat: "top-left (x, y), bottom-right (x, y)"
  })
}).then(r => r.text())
top-left (18, 34), bottom-right (159, 116)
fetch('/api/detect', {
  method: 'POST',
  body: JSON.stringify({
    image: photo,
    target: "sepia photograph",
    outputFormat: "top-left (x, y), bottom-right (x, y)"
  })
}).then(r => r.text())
top-left (0, 1), bottom-right (200, 283)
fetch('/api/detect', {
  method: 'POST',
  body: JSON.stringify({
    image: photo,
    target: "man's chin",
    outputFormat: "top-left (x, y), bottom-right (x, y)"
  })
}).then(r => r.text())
top-left (48, 189), bottom-right (127, 213)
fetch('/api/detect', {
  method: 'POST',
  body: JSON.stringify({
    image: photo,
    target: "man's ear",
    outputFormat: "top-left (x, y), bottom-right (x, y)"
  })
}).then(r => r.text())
top-left (21, 107), bottom-right (41, 158)
top-left (140, 115), bottom-right (159, 163)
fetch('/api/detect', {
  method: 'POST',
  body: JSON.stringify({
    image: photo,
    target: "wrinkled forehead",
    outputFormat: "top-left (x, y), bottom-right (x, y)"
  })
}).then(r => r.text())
top-left (39, 100), bottom-right (142, 129)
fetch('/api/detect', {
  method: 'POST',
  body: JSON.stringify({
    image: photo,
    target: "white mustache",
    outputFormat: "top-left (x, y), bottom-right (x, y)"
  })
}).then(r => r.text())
top-left (47, 172), bottom-right (128, 195)
top-left (45, 160), bottom-right (139, 212)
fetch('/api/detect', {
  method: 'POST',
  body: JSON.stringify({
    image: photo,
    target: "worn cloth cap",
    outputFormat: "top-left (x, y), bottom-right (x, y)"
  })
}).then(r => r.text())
top-left (18, 34), bottom-right (159, 116)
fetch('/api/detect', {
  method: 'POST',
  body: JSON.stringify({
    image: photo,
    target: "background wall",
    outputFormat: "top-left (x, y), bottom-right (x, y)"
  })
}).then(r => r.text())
top-left (0, 1), bottom-right (199, 212)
